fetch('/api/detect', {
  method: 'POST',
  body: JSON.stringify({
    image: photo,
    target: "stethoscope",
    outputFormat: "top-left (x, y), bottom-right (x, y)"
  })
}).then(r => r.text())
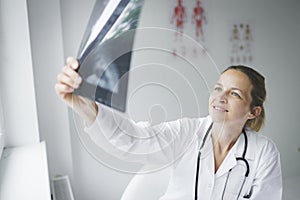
top-left (194, 123), bottom-right (250, 200)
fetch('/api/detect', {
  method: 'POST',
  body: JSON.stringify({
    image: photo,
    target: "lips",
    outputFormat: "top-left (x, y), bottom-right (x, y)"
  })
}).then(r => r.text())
top-left (213, 106), bottom-right (229, 112)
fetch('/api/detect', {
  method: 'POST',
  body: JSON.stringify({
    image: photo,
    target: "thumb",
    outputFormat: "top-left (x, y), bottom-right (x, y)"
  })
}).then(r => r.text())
top-left (66, 57), bottom-right (80, 70)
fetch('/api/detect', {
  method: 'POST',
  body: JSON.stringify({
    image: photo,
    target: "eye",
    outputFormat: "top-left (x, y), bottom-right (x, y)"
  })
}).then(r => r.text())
top-left (231, 91), bottom-right (241, 98)
top-left (214, 86), bottom-right (222, 91)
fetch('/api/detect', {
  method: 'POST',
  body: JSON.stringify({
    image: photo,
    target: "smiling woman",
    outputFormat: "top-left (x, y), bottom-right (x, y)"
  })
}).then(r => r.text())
top-left (209, 66), bottom-right (264, 132)
top-left (55, 58), bottom-right (282, 199)
top-left (225, 66), bottom-right (266, 131)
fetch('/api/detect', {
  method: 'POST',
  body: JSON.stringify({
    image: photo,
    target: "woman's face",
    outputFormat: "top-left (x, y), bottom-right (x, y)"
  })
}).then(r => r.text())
top-left (209, 69), bottom-right (253, 126)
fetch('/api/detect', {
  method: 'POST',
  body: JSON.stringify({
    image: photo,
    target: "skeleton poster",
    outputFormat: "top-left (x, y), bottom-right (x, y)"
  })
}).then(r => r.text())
top-left (229, 21), bottom-right (255, 65)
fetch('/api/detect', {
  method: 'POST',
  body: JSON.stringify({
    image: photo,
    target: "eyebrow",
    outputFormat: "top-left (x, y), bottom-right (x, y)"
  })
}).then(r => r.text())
top-left (215, 83), bottom-right (245, 94)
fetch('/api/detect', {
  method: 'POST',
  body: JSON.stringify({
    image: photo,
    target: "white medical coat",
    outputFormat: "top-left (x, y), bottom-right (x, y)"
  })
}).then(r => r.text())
top-left (85, 104), bottom-right (282, 199)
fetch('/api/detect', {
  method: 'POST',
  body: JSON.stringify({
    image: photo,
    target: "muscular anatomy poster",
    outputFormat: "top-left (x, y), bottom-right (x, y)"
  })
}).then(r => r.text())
top-left (170, 0), bottom-right (211, 57)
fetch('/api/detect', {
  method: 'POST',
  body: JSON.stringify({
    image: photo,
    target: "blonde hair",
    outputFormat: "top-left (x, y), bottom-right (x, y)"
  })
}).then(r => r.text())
top-left (223, 65), bottom-right (266, 132)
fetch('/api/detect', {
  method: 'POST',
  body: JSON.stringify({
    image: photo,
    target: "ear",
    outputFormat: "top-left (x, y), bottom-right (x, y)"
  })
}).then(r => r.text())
top-left (248, 106), bottom-right (262, 119)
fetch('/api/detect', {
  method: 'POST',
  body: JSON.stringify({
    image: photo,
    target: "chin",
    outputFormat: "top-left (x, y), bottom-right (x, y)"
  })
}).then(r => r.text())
top-left (212, 117), bottom-right (227, 124)
top-left (209, 111), bottom-right (227, 123)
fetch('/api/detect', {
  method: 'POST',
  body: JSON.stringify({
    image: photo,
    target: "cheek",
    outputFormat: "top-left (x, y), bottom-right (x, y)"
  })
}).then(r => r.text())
top-left (208, 96), bottom-right (213, 107)
top-left (235, 102), bottom-right (251, 116)
top-left (208, 93), bottom-right (214, 104)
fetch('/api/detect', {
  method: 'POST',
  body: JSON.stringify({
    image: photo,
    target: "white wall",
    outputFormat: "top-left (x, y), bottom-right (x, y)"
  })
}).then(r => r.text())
top-left (58, 0), bottom-right (300, 199)
top-left (60, 0), bottom-right (300, 199)
top-left (59, 1), bottom-right (136, 199)
top-left (26, 0), bottom-right (75, 187)
top-left (0, 0), bottom-right (39, 146)
top-left (209, 0), bottom-right (300, 179)
top-left (2, 0), bottom-right (299, 199)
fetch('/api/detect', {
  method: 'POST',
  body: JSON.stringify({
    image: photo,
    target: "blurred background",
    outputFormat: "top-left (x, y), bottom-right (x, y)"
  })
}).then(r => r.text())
top-left (0, 0), bottom-right (299, 199)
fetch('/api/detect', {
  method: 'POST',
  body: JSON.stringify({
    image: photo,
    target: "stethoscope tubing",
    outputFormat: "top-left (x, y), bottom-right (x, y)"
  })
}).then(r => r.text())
top-left (194, 123), bottom-right (250, 200)
top-left (194, 123), bottom-right (212, 199)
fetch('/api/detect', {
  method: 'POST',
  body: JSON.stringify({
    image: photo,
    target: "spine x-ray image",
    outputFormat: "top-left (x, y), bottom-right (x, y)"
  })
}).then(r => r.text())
top-left (74, 0), bottom-right (144, 112)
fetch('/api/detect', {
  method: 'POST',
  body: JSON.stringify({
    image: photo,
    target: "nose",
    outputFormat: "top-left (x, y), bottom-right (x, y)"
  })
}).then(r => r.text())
top-left (217, 91), bottom-right (227, 103)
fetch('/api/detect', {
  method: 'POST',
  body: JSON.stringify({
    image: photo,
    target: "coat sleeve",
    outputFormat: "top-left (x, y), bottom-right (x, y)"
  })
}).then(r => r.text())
top-left (84, 103), bottom-right (201, 165)
top-left (248, 140), bottom-right (282, 200)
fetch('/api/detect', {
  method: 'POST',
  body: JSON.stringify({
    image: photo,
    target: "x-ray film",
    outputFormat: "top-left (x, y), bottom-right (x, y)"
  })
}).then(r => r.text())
top-left (74, 0), bottom-right (144, 112)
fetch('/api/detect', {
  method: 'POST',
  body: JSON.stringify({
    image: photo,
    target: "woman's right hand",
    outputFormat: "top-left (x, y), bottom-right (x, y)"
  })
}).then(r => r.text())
top-left (55, 57), bottom-right (98, 125)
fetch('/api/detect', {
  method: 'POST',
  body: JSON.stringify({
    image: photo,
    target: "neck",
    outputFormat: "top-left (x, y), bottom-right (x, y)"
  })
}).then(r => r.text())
top-left (211, 123), bottom-right (243, 153)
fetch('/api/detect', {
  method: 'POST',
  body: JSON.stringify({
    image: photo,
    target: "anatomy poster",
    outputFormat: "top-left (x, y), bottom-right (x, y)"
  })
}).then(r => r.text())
top-left (229, 21), bottom-right (255, 65)
top-left (169, 0), bottom-right (211, 57)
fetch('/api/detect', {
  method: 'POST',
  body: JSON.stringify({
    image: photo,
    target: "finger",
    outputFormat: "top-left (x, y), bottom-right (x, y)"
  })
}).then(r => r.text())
top-left (61, 66), bottom-right (82, 87)
top-left (54, 84), bottom-right (74, 107)
top-left (57, 72), bottom-right (81, 90)
top-left (66, 57), bottom-right (80, 70)
top-left (55, 82), bottom-right (74, 95)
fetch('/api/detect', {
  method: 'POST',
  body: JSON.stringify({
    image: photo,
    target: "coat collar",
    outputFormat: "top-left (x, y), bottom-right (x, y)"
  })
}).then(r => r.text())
top-left (234, 129), bottom-right (256, 161)
top-left (202, 124), bottom-right (256, 178)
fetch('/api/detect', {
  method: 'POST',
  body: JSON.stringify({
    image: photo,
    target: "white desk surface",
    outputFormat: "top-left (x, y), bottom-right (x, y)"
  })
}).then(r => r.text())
top-left (0, 142), bottom-right (51, 200)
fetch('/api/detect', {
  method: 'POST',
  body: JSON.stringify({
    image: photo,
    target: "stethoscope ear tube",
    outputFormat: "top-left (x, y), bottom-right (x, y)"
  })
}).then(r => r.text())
top-left (194, 152), bottom-right (201, 200)
top-left (237, 130), bottom-right (250, 177)
top-left (236, 157), bottom-right (250, 177)
top-left (194, 123), bottom-right (212, 200)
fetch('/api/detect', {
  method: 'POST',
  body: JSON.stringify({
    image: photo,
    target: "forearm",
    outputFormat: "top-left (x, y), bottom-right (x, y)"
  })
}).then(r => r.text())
top-left (71, 96), bottom-right (98, 126)
top-left (84, 103), bottom-right (184, 164)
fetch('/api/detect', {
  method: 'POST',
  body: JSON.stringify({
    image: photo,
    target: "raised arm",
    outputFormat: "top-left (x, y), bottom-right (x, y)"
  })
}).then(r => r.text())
top-left (54, 57), bottom-right (204, 164)
top-left (54, 57), bottom-right (98, 125)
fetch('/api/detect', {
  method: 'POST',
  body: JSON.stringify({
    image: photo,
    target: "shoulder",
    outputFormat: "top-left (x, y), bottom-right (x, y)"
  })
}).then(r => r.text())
top-left (179, 115), bottom-right (211, 129)
top-left (246, 129), bottom-right (280, 160)
top-left (246, 130), bottom-right (282, 186)
top-left (178, 115), bottom-right (212, 138)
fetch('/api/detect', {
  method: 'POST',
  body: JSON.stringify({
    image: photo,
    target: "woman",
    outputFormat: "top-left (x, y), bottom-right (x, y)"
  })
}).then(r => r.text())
top-left (55, 57), bottom-right (282, 199)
